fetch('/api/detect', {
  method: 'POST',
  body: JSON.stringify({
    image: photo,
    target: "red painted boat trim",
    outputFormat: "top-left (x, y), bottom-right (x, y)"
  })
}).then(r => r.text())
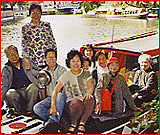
top-left (93, 30), bottom-right (158, 47)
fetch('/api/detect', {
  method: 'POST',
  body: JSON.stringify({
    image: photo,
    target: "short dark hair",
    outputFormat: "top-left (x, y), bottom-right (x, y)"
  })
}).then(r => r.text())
top-left (44, 48), bottom-right (57, 58)
top-left (82, 44), bottom-right (96, 61)
top-left (4, 45), bottom-right (18, 55)
top-left (94, 50), bottom-right (108, 61)
top-left (29, 4), bottom-right (42, 16)
top-left (83, 56), bottom-right (91, 67)
top-left (66, 49), bottom-right (84, 68)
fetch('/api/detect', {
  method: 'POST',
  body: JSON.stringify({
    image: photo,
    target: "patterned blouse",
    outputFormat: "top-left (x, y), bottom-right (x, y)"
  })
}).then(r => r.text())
top-left (22, 21), bottom-right (57, 66)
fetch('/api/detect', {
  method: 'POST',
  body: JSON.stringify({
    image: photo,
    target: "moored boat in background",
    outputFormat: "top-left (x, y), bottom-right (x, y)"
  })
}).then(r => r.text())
top-left (14, 11), bottom-right (28, 20)
top-left (96, 7), bottom-right (149, 19)
top-left (147, 8), bottom-right (159, 18)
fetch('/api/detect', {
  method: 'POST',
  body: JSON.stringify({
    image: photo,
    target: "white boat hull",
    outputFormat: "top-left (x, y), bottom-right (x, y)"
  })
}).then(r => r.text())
top-left (105, 12), bottom-right (149, 19)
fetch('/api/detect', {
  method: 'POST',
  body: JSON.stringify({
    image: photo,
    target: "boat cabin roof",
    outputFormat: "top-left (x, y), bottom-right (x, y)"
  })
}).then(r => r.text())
top-left (90, 33), bottom-right (159, 57)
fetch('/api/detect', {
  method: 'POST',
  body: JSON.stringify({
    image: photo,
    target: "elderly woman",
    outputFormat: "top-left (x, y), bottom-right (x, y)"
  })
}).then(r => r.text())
top-left (95, 57), bottom-right (142, 115)
top-left (131, 54), bottom-right (158, 107)
top-left (22, 4), bottom-right (57, 67)
top-left (50, 50), bottom-right (95, 134)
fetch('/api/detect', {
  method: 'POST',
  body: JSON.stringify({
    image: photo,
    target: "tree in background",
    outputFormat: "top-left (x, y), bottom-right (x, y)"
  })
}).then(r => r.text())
top-left (1, 1), bottom-right (27, 10)
top-left (80, 1), bottom-right (105, 13)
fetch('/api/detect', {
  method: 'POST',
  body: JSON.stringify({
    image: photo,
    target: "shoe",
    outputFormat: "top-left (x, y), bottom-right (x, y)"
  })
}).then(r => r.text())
top-left (67, 125), bottom-right (77, 134)
top-left (77, 124), bottom-right (85, 134)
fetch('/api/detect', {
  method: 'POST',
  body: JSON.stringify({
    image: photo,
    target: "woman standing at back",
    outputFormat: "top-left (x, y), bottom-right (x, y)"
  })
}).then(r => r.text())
top-left (22, 4), bottom-right (57, 67)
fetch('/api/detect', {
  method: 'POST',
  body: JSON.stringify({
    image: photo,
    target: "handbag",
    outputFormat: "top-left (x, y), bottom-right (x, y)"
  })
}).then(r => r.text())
top-left (101, 73), bottom-right (119, 111)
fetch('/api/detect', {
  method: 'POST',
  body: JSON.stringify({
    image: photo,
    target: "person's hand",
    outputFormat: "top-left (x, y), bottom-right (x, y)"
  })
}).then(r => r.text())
top-left (47, 108), bottom-right (50, 114)
top-left (132, 107), bottom-right (143, 112)
top-left (50, 105), bottom-right (58, 116)
top-left (132, 92), bottom-right (139, 100)
top-left (95, 104), bottom-right (102, 115)
top-left (23, 58), bottom-right (31, 70)
top-left (83, 90), bottom-right (93, 100)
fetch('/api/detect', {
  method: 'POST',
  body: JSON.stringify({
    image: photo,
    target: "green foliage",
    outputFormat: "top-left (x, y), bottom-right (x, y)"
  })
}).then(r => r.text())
top-left (80, 1), bottom-right (105, 13)
top-left (154, 128), bottom-right (159, 134)
top-left (1, 1), bottom-right (27, 9)
top-left (124, 1), bottom-right (159, 8)
top-left (137, 100), bottom-right (159, 133)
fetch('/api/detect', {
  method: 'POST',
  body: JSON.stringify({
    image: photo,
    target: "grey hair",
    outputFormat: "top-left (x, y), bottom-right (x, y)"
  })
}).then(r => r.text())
top-left (138, 54), bottom-right (152, 64)
top-left (4, 45), bottom-right (18, 55)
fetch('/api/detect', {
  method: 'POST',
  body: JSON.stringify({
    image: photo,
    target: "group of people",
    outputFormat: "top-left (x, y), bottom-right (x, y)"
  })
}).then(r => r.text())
top-left (1, 3), bottom-right (158, 134)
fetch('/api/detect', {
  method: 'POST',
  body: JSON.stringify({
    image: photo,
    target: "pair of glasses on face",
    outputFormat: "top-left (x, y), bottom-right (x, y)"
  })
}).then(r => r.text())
top-left (31, 12), bottom-right (41, 15)
top-left (7, 52), bottom-right (18, 57)
top-left (46, 56), bottom-right (56, 60)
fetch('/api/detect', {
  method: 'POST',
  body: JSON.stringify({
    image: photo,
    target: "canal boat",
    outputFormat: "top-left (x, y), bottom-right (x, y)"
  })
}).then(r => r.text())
top-left (1, 32), bottom-right (159, 134)
top-left (14, 11), bottom-right (28, 20)
top-left (56, 7), bottom-right (74, 15)
top-left (1, 10), bottom-right (15, 22)
top-left (147, 8), bottom-right (159, 18)
top-left (97, 7), bottom-right (149, 19)
top-left (40, 2), bottom-right (56, 15)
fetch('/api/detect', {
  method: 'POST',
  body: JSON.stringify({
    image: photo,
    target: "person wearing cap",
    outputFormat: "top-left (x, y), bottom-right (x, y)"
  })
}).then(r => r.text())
top-left (131, 54), bottom-right (158, 107)
top-left (95, 57), bottom-right (142, 115)
top-left (92, 50), bottom-right (109, 87)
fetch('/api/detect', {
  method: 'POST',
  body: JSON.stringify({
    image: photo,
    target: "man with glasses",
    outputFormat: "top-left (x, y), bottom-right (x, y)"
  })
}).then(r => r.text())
top-left (1, 45), bottom-right (39, 115)
top-left (22, 4), bottom-right (57, 67)
top-left (33, 49), bottom-right (67, 124)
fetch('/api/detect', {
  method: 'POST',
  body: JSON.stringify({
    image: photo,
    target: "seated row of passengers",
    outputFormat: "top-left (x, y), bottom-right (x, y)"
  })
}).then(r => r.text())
top-left (1, 45), bottom-right (158, 134)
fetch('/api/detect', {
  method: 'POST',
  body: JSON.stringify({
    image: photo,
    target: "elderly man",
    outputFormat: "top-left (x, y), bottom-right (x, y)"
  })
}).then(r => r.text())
top-left (1, 45), bottom-right (39, 114)
top-left (131, 54), bottom-right (158, 107)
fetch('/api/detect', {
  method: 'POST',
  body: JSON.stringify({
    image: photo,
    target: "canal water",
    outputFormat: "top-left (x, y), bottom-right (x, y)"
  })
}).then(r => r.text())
top-left (1, 15), bottom-right (159, 69)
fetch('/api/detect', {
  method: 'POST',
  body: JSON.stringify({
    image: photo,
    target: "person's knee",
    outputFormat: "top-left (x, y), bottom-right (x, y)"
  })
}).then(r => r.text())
top-left (56, 93), bottom-right (67, 103)
top-left (27, 83), bottom-right (39, 92)
top-left (33, 103), bottom-right (40, 114)
top-left (6, 89), bottom-right (18, 99)
top-left (70, 99), bottom-right (84, 110)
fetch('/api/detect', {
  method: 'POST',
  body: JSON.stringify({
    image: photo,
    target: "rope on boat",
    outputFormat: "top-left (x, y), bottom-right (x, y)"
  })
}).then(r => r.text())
top-left (94, 30), bottom-right (158, 47)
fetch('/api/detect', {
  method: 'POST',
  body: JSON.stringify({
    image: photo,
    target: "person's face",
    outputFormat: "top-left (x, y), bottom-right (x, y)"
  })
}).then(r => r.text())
top-left (83, 60), bottom-right (90, 70)
top-left (84, 48), bottom-right (93, 57)
top-left (31, 8), bottom-right (41, 23)
top-left (45, 51), bottom-right (57, 68)
top-left (108, 62), bottom-right (119, 74)
top-left (6, 47), bottom-right (19, 64)
top-left (70, 55), bottom-right (81, 71)
top-left (97, 54), bottom-right (107, 68)
top-left (140, 59), bottom-right (150, 71)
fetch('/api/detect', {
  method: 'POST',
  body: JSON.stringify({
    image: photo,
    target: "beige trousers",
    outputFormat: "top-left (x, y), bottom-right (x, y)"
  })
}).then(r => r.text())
top-left (5, 83), bottom-right (39, 113)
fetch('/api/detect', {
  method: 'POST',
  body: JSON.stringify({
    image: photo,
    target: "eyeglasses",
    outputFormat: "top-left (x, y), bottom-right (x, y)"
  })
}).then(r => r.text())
top-left (46, 56), bottom-right (57, 60)
top-left (31, 12), bottom-right (41, 15)
top-left (7, 52), bottom-right (18, 57)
